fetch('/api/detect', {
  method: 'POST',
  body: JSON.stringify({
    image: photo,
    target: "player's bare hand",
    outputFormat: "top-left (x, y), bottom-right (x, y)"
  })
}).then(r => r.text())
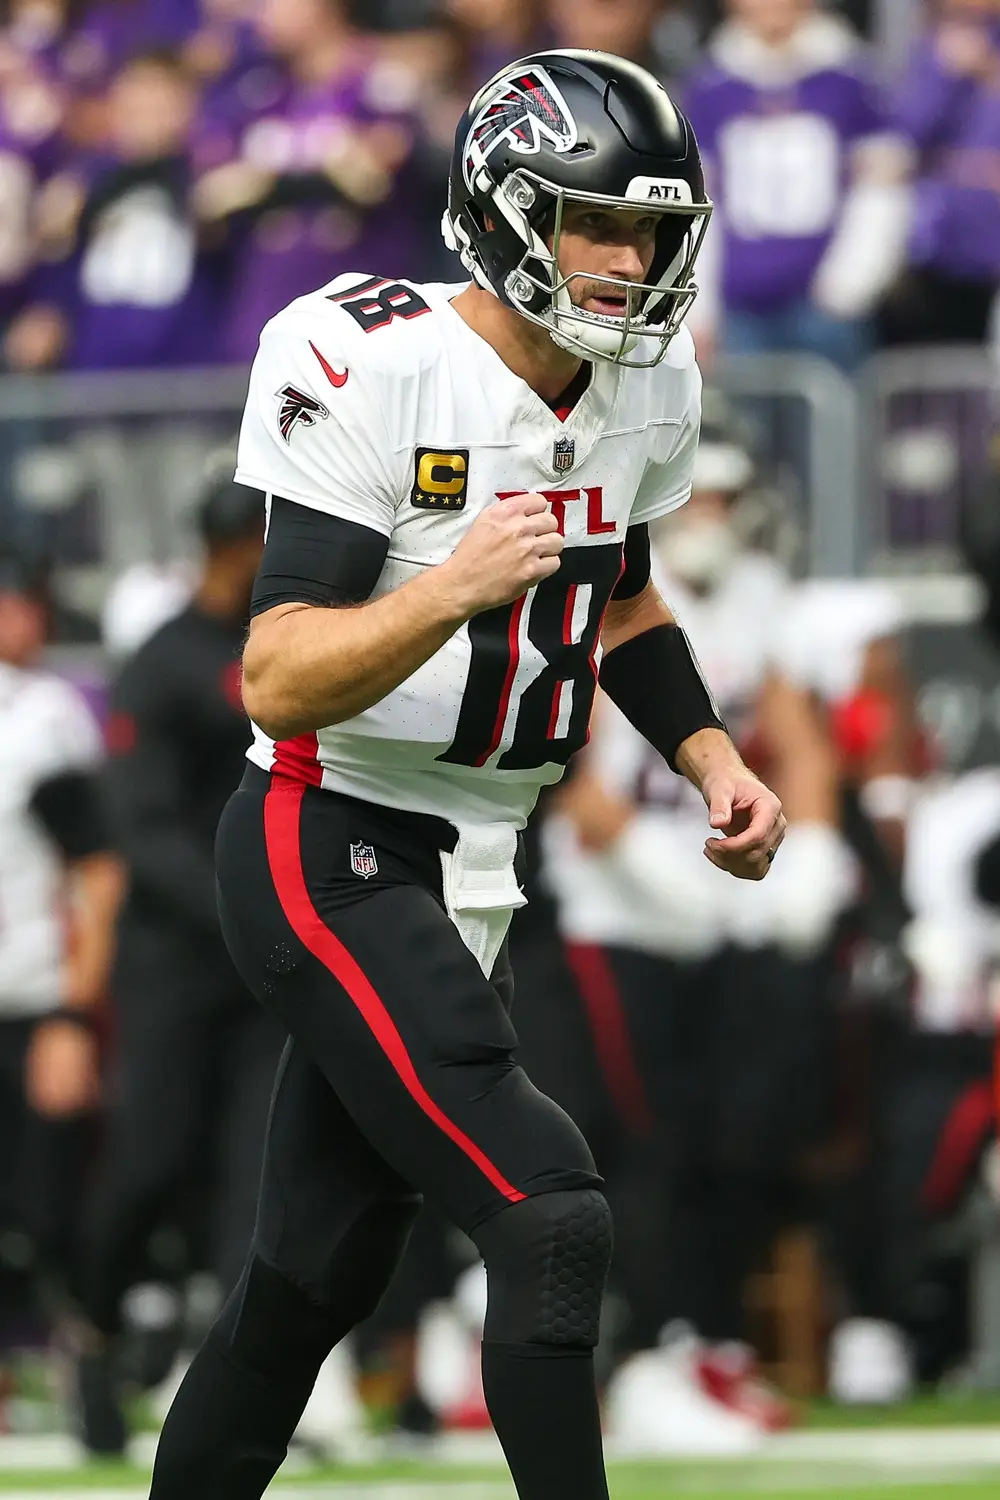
top-left (701, 770), bottom-right (785, 881)
top-left (442, 492), bottom-right (563, 614)
top-left (25, 1018), bottom-right (100, 1119)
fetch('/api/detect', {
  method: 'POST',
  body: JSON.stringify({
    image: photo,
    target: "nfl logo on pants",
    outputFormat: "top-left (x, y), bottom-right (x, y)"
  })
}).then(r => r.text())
top-left (350, 841), bottom-right (378, 879)
top-left (553, 436), bottom-right (575, 473)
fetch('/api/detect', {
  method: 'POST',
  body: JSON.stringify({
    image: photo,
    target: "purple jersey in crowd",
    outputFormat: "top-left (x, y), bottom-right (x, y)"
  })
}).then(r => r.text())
top-left (196, 45), bottom-right (422, 363)
top-left (56, 0), bottom-right (202, 95)
top-left (35, 151), bottom-right (222, 369)
top-left (896, 27), bottom-right (1000, 281)
top-left (685, 15), bottom-right (889, 313)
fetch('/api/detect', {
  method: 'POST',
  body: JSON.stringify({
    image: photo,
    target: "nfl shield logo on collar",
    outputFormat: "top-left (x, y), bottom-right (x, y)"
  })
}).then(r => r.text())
top-left (350, 842), bottom-right (378, 879)
top-left (552, 436), bottom-right (575, 473)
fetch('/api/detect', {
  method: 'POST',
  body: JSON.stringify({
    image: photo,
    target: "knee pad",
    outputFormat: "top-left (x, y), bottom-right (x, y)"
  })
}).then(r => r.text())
top-left (472, 1189), bottom-right (613, 1349)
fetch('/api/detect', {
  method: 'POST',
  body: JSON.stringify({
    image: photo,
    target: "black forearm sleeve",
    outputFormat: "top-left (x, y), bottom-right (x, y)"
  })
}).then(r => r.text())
top-left (251, 496), bottom-right (389, 616)
top-left (599, 622), bottom-right (727, 772)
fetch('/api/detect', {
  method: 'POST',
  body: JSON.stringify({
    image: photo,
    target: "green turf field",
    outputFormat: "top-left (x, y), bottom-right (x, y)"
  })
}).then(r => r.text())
top-left (2, 1400), bottom-right (1000, 1500)
top-left (0, 1474), bottom-right (999, 1500)
top-left (3, 1440), bottom-right (1000, 1500)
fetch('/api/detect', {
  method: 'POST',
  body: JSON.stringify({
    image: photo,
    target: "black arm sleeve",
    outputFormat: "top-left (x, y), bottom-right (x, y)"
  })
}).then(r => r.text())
top-left (251, 496), bottom-right (390, 616)
top-left (599, 622), bottom-right (727, 772)
top-left (30, 770), bottom-right (110, 859)
top-left (105, 649), bottom-right (220, 935)
top-left (611, 524), bottom-right (651, 601)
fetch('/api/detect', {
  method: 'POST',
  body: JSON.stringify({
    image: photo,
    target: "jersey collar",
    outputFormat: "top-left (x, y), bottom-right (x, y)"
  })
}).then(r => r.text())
top-left (436, 287), bottom-right (621, 481)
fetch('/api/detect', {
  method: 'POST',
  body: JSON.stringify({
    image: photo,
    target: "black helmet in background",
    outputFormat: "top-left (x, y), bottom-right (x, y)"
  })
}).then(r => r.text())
top-left (443, 48), bottom-right (711, 366)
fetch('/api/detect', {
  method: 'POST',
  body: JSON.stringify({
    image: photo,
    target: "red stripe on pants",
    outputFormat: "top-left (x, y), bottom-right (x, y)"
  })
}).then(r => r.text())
top-left (921, 1078), bottom-right (994, 1216)
top-left (263, 777), bottom-right (526, 1205)
top-left (564, 941), bottom-right (656, 1139)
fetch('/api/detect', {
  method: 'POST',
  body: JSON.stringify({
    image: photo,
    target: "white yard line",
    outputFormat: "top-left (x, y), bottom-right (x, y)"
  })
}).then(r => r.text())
top-left (3, 1425), bottom-right (1000, 1493)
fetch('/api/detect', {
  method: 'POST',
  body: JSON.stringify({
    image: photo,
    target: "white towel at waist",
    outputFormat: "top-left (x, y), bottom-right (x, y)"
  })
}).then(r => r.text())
top-left (440, 821), bottom-right (527, 978)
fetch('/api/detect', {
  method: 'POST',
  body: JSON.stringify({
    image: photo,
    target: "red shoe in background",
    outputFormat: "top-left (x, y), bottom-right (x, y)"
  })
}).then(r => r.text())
top-left (697, 1343), bottom-right (796, 1432)
top-left (442, 1367), bottom-right (492, 1430)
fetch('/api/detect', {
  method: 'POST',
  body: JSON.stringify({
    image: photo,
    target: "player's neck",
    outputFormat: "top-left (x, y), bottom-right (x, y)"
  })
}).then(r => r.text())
top-left (451, 284), bottom-right (587, 403)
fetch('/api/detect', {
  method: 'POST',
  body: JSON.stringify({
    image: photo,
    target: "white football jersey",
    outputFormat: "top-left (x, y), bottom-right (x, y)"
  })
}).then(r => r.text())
top-left (0, 662), bottom-right (103, 1012)
top-left (771, 579), bottom-right (904, 704)
top-left (235, 274), bottom-right (701, 827)
top-left (902, 769), bottom-right (1000, 1032)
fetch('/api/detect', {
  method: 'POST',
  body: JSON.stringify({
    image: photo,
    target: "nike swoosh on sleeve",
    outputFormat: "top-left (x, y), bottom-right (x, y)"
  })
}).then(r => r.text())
top-left (309, 340), bottom-right (349, 388)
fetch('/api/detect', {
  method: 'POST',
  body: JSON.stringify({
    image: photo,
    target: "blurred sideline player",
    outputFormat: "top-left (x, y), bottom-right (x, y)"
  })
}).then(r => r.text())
top-left (147, 50), bottom-right (785, 1500)
top-left (0, 550), bottom-right (121, 1378)
top-left (766, 514), bottom-right (925, 1406)
top-left (72, 481), bottom-right (284, 1455)
top-left (548, 411), bottom-right (856, 1452)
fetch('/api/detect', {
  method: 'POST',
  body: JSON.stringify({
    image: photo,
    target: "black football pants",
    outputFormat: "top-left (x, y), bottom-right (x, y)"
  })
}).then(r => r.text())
top-left (149, 766), bottom-right (611, 1500)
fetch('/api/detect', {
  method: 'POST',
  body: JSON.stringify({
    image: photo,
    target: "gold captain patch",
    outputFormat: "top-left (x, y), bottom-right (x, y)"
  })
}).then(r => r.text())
top-left (410, 448), bottom-right (470, 509)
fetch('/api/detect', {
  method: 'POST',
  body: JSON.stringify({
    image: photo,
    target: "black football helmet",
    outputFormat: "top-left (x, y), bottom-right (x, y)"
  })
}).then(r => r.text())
top-left (443, 49), bottom-right (711, 367)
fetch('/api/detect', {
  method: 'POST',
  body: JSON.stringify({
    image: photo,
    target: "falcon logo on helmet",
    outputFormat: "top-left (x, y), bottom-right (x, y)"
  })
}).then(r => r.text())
top-left (444, 50), bottom-right (713, 370)
top-left (276, 384), bottom-right (329, 443)
top-left (464, 67), bottom-right (578, 189)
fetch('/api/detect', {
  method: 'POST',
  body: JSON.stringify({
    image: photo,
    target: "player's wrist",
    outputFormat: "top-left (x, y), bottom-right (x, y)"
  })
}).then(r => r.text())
top-left (676, 727), bottom-right (747, 791)
top-left (428, 557), bottom-right (480, 626)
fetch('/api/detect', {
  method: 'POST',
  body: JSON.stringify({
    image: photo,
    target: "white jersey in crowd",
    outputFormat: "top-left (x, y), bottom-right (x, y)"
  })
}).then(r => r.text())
top-left (0, 662), bottom-right (103, 1013)
top-left (235, 273), bottom-right (701, 829)
top-left (544, 555), bottom-right (858, 960)
top-left (771, 578), bottom-right (904, 706)
top-left (902, 769), bottom-right (1000, 1033)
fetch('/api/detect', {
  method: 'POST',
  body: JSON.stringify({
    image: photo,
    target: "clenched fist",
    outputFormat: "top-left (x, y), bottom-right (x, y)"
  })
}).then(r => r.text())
top-left (441, 492), bottom-right (563, 615)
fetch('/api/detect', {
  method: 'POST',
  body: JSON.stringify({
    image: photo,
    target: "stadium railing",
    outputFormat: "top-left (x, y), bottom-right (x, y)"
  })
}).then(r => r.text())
top-left (0, 345), bottom-right (994, 602)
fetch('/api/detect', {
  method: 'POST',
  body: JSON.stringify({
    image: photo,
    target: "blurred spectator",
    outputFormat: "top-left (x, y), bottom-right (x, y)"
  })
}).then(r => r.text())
top-left (5, 48), bottom-right (223, 370)
top-left (446, 0), bottom-right (545, 87)
top-left (55, 0), bottom-right (201, 99)
top-left (824, 769), bottom-right (1000, 1399)
top-left (0, 31), bottom-right (64, 351)
top-left (183, 0), bottom-right (285, 141)
top-left (193, 0), bottom-right (423, 363)
top-left (73, 478), bottom-right (282, 1456)
top-left (775, 577), bottom-right (923, 867)
top-left (548, 0), bottom-right (672, 70)
top-left (879, 0), bottom-right (1000, 345)
top-left (544, 412), bottom-right (856, 1449)
top-left (0, 546), bottom-right (121, 1348)
top-left (684, 0), bottom-right (910, 370)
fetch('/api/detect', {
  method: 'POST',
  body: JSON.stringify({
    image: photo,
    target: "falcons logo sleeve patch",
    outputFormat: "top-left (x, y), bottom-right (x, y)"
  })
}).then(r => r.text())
top-left (276, 383), bottom-right (329, 443)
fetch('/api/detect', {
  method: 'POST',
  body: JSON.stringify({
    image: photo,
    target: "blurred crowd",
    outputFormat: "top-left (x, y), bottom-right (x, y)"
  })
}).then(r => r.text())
top-left (0, 0), bottom-right (997, 374)
top-left (2, 0), bottom-right (1000, 1463)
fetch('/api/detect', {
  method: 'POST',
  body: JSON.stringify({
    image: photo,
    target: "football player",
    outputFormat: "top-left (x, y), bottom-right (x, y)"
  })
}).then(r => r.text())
top-left (148, 51), bottom-right (784, 1500)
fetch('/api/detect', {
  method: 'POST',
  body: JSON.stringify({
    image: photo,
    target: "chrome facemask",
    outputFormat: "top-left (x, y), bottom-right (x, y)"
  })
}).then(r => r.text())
top-left (494, 171), bottom-right (712, 367)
